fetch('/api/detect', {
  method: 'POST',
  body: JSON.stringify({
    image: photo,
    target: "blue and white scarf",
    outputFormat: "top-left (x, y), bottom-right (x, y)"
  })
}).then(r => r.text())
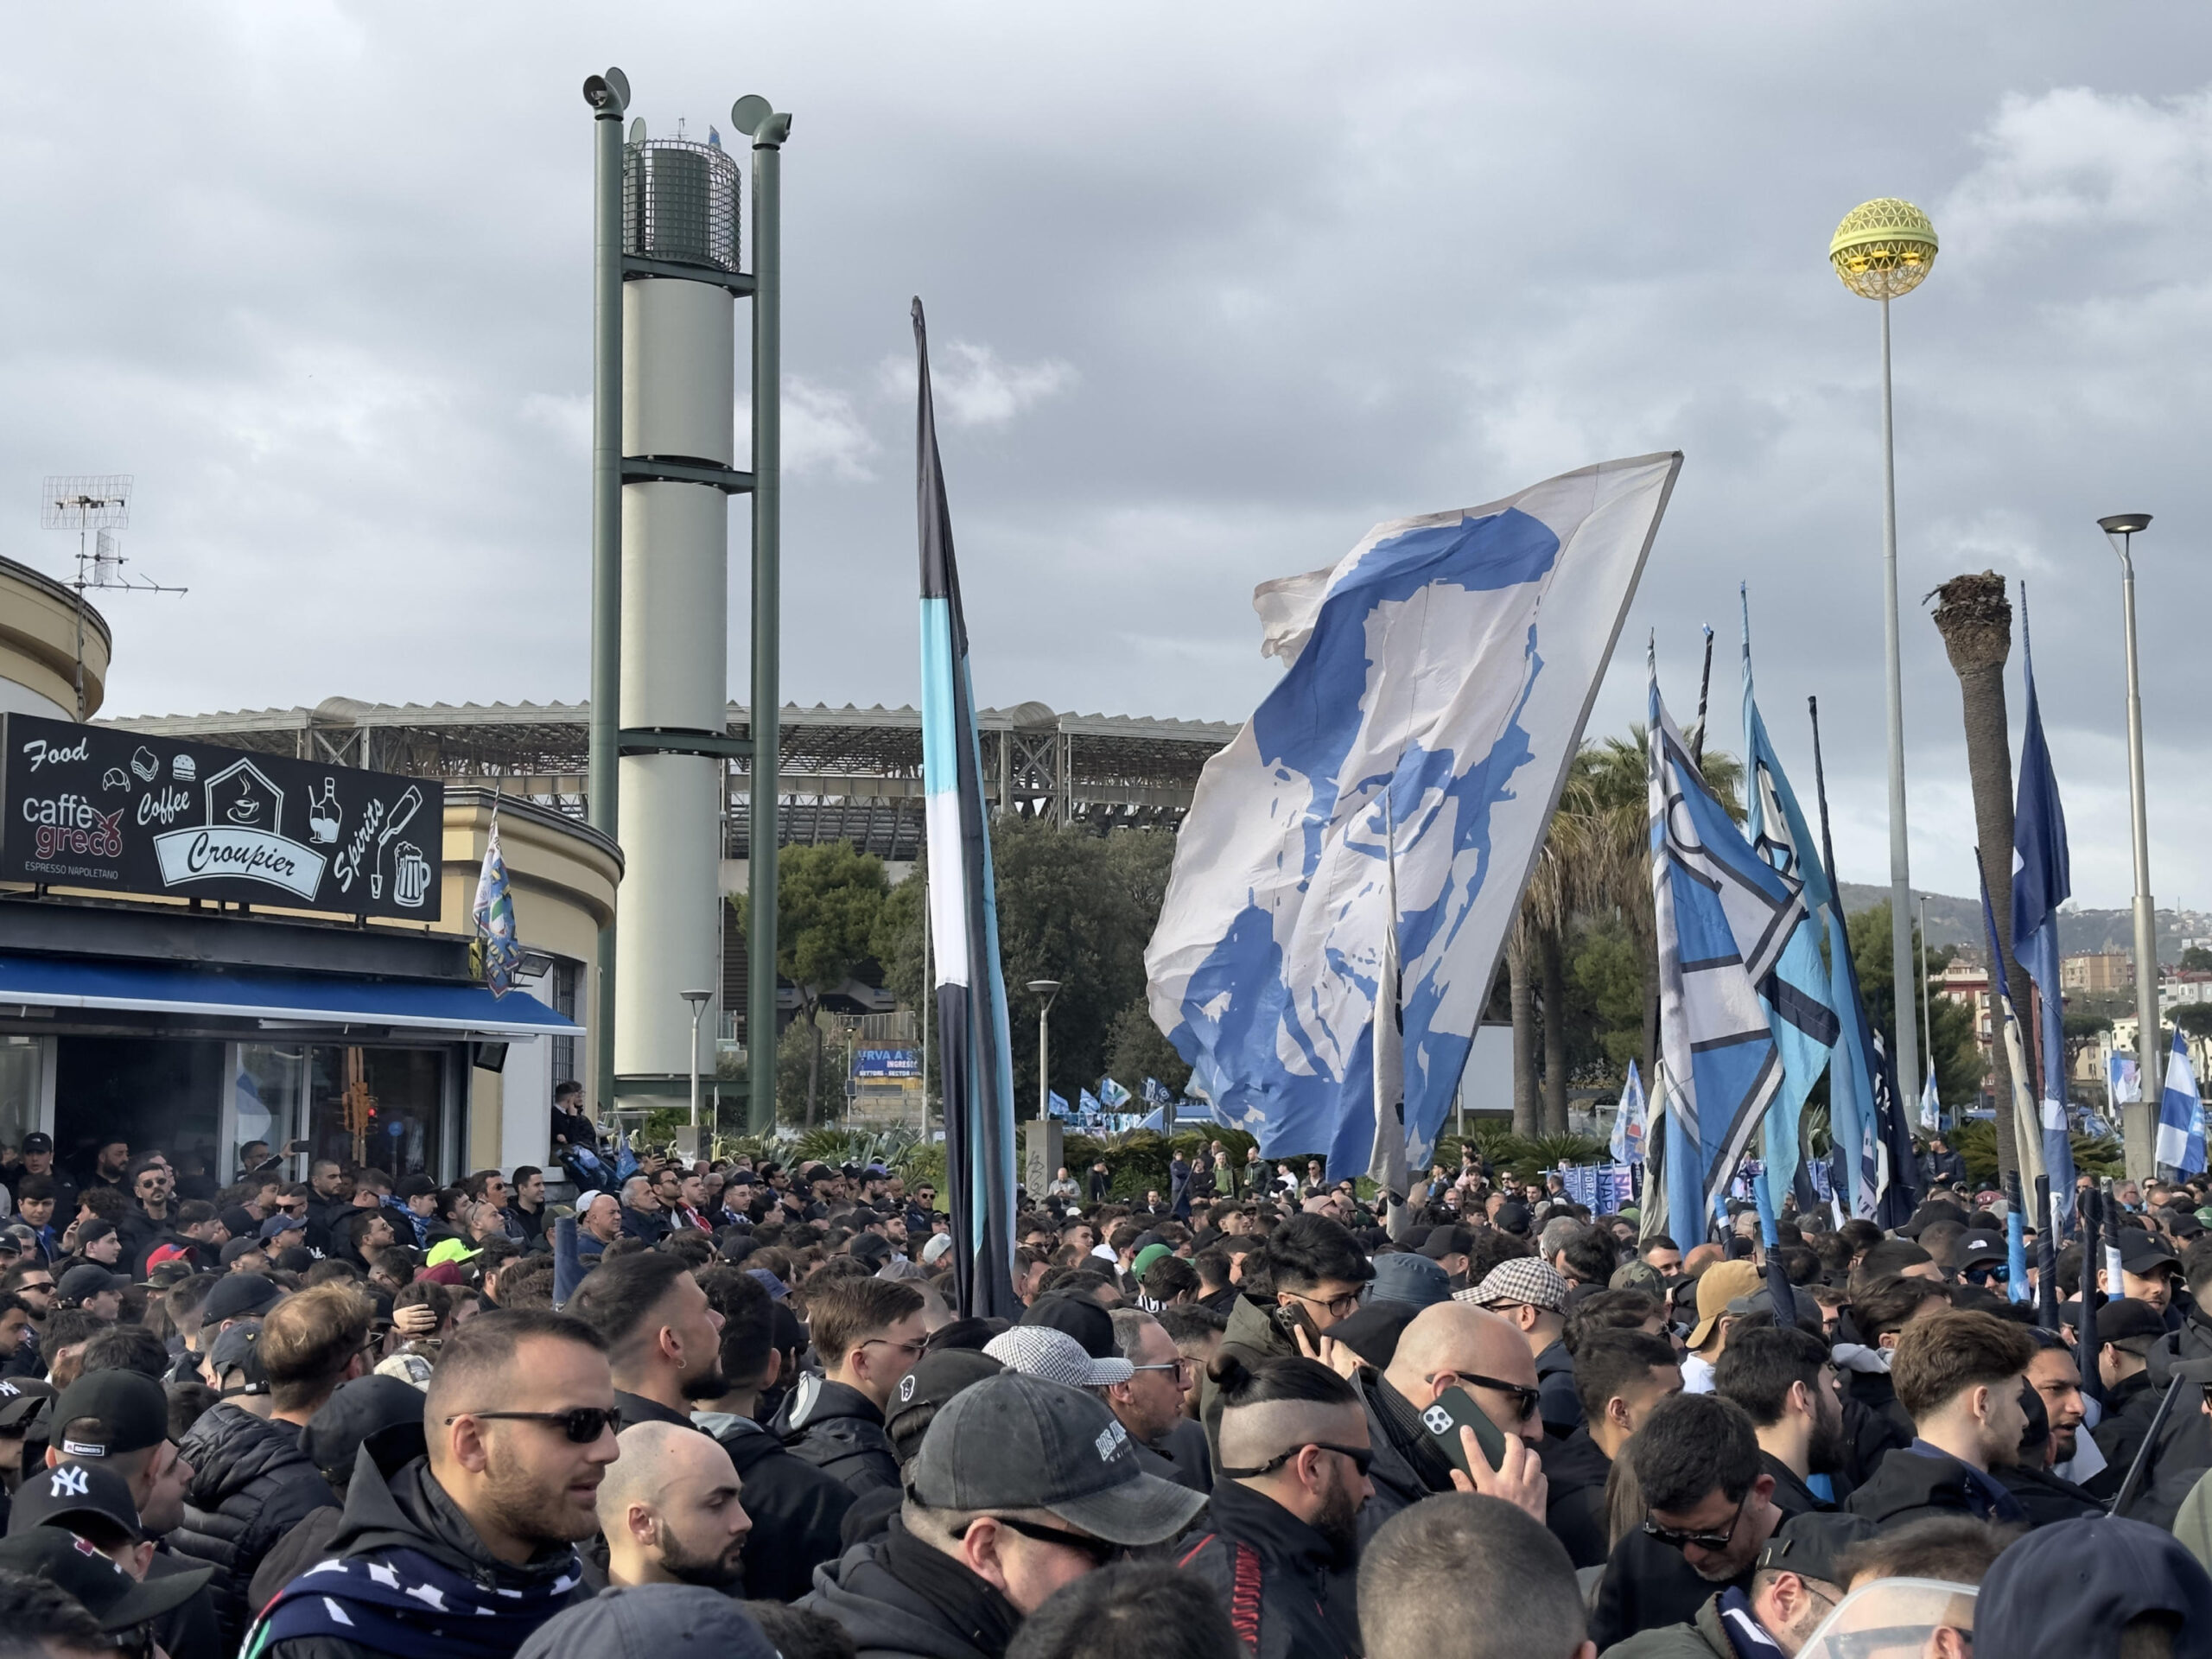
top-left (245, 1546), bottom-right (580, 1659)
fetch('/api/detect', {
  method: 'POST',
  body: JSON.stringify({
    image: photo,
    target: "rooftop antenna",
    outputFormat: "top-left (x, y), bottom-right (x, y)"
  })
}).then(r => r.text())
top-left (40, 474), bottom-right (185, 721)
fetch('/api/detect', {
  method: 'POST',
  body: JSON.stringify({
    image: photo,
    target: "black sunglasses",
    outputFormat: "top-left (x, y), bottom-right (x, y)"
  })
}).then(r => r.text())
top-left (957, 1514), bottom-right (1120, 1566)
top-left (445, 1407), bottom-right (620, 1443)
top-left (1644, 1493), bottom-right (1750, 1552)
top-left (1438, 1372), bottom-right (1542, 1421)
top-left (1220, 1440), bottom-right (1376, 1479)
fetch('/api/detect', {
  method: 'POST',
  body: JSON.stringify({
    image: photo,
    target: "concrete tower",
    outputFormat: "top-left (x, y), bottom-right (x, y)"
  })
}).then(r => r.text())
top-left (613, 129), bottom-right (739, 1119)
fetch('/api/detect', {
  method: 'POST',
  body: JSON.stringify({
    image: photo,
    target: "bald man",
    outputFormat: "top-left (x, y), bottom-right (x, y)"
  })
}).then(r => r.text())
top-left (1354, 1300), bottom-right (1550, 1542)
top-left (596, 1421), bottom-right (753, 1592)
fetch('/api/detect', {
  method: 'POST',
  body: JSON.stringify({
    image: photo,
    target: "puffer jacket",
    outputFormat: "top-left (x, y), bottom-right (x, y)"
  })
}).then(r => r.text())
top-left (772, 1376), bottom-right (900, 1497)
top-left (169, 1404), bottom-right (339, 1648)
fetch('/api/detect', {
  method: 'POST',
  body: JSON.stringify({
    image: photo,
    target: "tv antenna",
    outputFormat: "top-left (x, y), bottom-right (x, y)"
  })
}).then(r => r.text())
top-left (40, 474), bottom-right (186, 720)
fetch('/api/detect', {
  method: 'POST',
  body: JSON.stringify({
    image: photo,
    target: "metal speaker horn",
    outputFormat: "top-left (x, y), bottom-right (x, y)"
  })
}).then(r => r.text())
top-left (730, 94), bottom-right (773, 135)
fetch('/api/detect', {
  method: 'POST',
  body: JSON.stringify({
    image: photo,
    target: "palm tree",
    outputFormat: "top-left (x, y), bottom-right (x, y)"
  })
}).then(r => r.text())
top-left (1929, 571), bottom-right (2026, 1185)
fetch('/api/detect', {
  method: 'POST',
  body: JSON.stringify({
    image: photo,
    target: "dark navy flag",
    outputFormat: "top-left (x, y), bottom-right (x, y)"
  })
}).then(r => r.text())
top-left (2010, 588), bottom-right (2079, 1231)
top-left (914, 299), bottom-right (1019, 1320)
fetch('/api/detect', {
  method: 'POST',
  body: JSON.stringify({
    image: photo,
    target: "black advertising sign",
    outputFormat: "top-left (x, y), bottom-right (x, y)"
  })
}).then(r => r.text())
top-left (0, 713), bottom-right (442, 920)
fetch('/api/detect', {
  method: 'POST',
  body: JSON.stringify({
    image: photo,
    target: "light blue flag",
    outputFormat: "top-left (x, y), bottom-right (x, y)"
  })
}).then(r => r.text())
top-left (2010, 588), bottom-right (2079, 1232)
top-left (1649, 651), bottom-right (1800, 1238)
top-left (1822, 905), bottom-right (1882, 1221)
top-left (1920, 1066), bottom-right (1942, 1133)
top-left (1097, 1077), bottom-right (1132, 1110)
top-left (1611, 1060), bottom-right (1648, 1165)
top-left (1047, 1090), bottom-right (1070, 1119)
top-left (1738, 591), bottom-right (1840, 1209)
top-left (2158, 1029), bottom-right (2207, 1176)
top-left (1079, 1089), bottom-right (1103, 1117)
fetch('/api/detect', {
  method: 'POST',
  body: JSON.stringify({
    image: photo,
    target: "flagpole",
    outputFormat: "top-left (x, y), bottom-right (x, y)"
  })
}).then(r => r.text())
top-left (1689, 625), bottom-right (1715, 766)
top-left (919, 872), bottom-right (931, 1146)
top-left (1919, 893), bottom-right (1935, 1126)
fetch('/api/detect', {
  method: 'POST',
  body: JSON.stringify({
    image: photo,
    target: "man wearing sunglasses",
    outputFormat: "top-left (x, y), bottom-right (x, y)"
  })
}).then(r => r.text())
top-left (1590, 1393), bottom-right (1784, 1653)
top-left (1201, 1213), bottom-right (1371, 1470)
top-left (803, 1370), bottom-right (1204, 1659)
top-left (254, 1309), bottom-right (613, 1659)
top-left (1185, 1352), bottom-right (1368, 1659)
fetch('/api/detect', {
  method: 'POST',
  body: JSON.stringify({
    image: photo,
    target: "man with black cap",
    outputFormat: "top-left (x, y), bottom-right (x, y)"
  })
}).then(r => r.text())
top-left (1603, 1510), bottom-right (1878, 1658)
top-left (0, 1521), bottom-right (216, 1656)
top-left (802, 1370), bottom-right (1205, 1659)
top-left (10, 1134), bottom-right (75, 1223)
top-left (2102, 1232), bottom-right (2186, 1316)
top-left (1976, 1513), bottom-right (2212, 1659)
top-left (54, 1265), bottom-right (123, 1323)
top-left (1419, 1226), bottom-right (1473, 1290)
top-left (2085, 1298), bottom-right (2170, 1499)
top-left (41, 1370), bottom-right (222, 1659)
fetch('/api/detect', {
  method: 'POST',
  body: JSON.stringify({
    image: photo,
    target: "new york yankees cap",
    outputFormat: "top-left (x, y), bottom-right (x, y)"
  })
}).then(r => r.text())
top-left (7, 1457), bottom-right (144, 1546)
top-left (907, 1370), bottom-right (1205, 1545)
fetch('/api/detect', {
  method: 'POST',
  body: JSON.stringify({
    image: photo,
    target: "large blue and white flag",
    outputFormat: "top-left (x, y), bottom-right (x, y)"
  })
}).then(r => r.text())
top-left (2010, 588), bottom-right (2079, 1230)
top-left (1611, 1059), bottom-right (1648, 1166)
top-left (1650, 652), bottom-right (1804, 1236)
top-left (1738, 591), bottom-right (1840, 1207)
top-left (1096, 1077), bottom-right (1132, 1110)
top-left (1079, 1088), bottom-right (1103, 1117)
top-left (2158, 1028), bottom-right (2207, 1176)
top-left (1146, 454), bottom-right (1681, 1176)
top-left (915, 299), bottom-right (1019, 1319)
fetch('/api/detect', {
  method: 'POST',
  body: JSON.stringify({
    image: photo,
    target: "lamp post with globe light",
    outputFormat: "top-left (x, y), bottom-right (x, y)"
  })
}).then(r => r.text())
top-left (1830, 198), bottom-right (1939, 1101)
top-left (2103, 512), bottom-right (2158, 1179)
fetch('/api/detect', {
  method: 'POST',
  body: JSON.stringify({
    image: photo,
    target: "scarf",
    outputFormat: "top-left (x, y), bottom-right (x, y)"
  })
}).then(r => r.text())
top-left (880, 1516), bottom-right (1022, 1659)
top-left (1715, 1588), bottom-right (1785, 1659)
top-left (243, 1545), bottom-right (581, 1659)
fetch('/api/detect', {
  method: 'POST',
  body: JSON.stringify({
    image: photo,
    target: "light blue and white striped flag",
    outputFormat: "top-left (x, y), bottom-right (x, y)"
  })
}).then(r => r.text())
top-left (1146, 454), bottom-right (1681, 1176)
top-left (1649, 651), bottom-right (1801, 1238)
top-left (2158, 1028), bottom-right (2206, 1177)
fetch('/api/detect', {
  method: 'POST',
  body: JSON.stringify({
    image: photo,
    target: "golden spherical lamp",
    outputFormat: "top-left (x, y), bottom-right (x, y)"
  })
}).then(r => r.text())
top-left (1829, 198), bottom-right (1938, 300)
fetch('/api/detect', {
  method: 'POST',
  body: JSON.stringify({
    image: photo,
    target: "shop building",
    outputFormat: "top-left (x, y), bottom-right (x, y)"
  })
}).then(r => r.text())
top-left (0, 556), bottom-right (613, 1188)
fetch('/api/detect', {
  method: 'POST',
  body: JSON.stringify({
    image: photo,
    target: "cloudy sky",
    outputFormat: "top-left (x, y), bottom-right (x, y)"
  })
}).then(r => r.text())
top-left (7, 3), bottom-right (2211, 912)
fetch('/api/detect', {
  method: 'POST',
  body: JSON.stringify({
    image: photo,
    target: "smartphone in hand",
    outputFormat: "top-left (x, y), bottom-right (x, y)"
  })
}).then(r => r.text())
top-left (1417, 1382), bottom-right (1511, 1476)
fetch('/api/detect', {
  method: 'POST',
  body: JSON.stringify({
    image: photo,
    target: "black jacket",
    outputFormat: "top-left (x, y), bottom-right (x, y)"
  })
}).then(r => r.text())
top-left (1846, 1445), bottom-right (2026, 1529)
top-left (773, 1376), bottom-right (901, 1497)
top-left (699, 1410), bottom-right (858, 1602)
top-left (262, 1449), bottom-right (591, 1659)
top-left (1535, 1338), bottom-right (1581, 1439)
top-left (168, 1404), bottom-right (340, 1649)
top-left (1590, 1527), bottom-right (1751, 1653)
top-left (1178, 1479), bottom-right (1360, 1659)
top-left (1844, 1366), bottom-right (1916, 1449)
top-left (1761, 1451), bottom-right (1838, 1519)
top-left (1541, 1425), bottom-right (1613, 1567)
top-left (800, 1519), bottom-right (1016, 1659)
top-left (2088, 1371), bottom-right (2161, 1499)
top-left (1353, 1373), bottom-right (1452, 1548)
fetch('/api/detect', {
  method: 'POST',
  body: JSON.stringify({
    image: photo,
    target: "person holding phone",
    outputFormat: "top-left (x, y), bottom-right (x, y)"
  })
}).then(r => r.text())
top-left (1354, 1300), bottom-right (1552, 1544)
top-left (1198, 1215), bottom-right (1372, 1471)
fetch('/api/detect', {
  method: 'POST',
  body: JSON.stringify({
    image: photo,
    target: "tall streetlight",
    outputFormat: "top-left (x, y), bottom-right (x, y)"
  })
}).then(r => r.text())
top-left (1831, 198), bottom-right (1940, 1100)
top-left (681, 988), bottom-right (713, 1159)
top-left (1027, 981), bottom-right (1061, 1121)
top-left (2103, 512), bottom-right (2158, 1179)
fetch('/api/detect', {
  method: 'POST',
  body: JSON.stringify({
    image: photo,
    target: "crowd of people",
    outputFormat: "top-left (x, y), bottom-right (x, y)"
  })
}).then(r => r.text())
top-left (0, 1104), bottom-right (2209, 1659)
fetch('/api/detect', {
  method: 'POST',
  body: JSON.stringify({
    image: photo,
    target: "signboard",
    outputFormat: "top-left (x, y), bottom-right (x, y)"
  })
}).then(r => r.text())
top-left (0, 713), bottom-right (442, 921)
top-left (853, 1046), bottom-right (920, 1080)
top-left (1557, 1162), bottom-right (1640, 1214)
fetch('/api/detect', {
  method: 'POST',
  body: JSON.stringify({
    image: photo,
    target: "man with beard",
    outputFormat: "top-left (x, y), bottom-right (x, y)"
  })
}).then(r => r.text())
top-left (1588, 1394), bottom-right (1786, 1651)
top-left (254, 1310), bottom-right (614, 1659)
top-left (565, 1251), bottom-right (728, 1431)
top-left (1714, 1325), bottom-right (1852, 1514)
top-left (2025, 1329), bottom-right (2092, 1478)
top-left (596, 1421), bottom-right (753, 1589)
top-left (1179, 1353), bottom-right (1369, 1659)
top-left (1844, 1308), bottom-right (2033, 1528)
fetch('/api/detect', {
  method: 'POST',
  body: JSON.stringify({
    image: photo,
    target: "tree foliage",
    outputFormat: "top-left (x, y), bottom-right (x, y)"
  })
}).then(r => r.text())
top-left (732, 842), bottom-right (888, 1122)
top-left (1846, 903), bottom-right (1983, 1107)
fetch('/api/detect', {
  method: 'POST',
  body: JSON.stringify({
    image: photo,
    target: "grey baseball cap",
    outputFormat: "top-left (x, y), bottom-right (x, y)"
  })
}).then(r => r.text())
top-left (909, 1370), bottom-right (1206, 1546)
top-left (516, 1585), bottom-right (779, 1659)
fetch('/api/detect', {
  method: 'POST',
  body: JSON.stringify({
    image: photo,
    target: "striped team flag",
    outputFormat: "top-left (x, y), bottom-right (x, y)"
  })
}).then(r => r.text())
top-left (914, 298), bottom-right (1019, 1319)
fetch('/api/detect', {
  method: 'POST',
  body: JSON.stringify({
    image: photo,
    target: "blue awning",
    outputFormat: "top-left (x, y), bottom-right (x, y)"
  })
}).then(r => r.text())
top-left (0, 953), bottom-right (579, 1039)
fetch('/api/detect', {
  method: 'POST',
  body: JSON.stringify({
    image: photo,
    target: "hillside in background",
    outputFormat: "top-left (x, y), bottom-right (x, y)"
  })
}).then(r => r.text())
top-left (1836, 881), bottom-right (2210, 964)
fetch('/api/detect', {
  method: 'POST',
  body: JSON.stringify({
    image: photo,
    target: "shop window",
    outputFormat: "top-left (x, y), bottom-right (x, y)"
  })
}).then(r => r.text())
top-left (0, 1039), bottom-right (39, 1154)
top-left (234, 1045), bottom-right (309, 1185)
top-left (305, 1046), bottom-right (448, 1181)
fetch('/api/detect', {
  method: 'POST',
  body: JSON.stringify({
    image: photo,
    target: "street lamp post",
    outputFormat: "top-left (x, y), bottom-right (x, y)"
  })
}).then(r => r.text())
top-left (1027, 980), bottom-right (1061, 1121)
top-left (682, 988), bottom-right (713, 1158)
top-left (2103, 512), bottom-right (2158, 1180)
top-left (1830, 198), bottom-right (1940, 1101)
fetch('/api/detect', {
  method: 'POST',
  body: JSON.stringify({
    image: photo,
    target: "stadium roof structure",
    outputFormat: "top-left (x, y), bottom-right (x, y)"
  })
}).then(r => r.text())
top-left (104, 696), bottom-right (1240, 861)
